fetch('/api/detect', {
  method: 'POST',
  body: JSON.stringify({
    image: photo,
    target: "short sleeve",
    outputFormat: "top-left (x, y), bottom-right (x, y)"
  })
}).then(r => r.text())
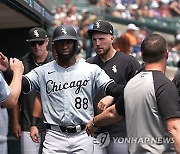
top-left (155, 76), bottom-right (180, 120)
top-left (24, 69), bottom-right (40, 93)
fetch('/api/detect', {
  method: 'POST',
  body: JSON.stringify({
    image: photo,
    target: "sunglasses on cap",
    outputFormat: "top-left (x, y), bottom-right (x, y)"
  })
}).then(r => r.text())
top-left (29, 41), bottom-right (45, 46)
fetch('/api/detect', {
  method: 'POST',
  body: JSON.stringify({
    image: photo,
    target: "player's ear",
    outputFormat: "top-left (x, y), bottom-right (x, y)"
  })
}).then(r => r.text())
top-left (110, 35), bottom-right (114, 43)
top-left (45, 38), bottom-right (49, 45)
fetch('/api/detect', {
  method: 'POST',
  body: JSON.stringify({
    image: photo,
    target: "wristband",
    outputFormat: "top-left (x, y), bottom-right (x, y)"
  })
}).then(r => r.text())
top-left (31, 116), bottom-right (40, 126)
top-left (92, 117), bottom-right (99, 128)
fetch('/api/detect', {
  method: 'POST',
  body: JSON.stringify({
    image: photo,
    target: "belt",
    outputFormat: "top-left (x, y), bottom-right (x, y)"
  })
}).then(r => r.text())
top-left (47, 124), bottom-right (86, 133)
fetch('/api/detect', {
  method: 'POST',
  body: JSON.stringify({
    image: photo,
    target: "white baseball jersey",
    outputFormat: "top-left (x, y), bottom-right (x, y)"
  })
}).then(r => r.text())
top-left (24, 60), bottom-right (113, 126)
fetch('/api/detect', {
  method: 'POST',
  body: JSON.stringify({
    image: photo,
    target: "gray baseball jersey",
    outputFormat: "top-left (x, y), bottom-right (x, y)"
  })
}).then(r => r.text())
top-left (24, 60), bottom-right (113, 126)
top-left (0, 71), bottom-right (10, 104)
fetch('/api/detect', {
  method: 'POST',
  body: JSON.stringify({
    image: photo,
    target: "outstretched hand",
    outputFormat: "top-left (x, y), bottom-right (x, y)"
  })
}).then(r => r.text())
top-left (0, 52), bottom-right (9, 72)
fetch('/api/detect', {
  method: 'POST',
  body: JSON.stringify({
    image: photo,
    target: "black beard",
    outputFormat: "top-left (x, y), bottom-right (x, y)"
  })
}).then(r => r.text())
top-left (56, 49), bottom-right (76, 63)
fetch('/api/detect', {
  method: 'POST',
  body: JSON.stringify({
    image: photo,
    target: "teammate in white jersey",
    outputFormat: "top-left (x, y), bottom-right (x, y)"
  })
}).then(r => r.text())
top-left (8, 25), bottom-right (124, 154)
top-left (0, 53), bottom-right (24, 154)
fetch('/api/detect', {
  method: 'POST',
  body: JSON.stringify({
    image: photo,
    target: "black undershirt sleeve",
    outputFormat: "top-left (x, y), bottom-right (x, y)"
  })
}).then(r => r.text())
top-left (22, 76), bottom-right (31, 93)
top-left (105, 82), bottom-right (125, 98)
top-left (115, 93), bottom-right (125, 117)
top-left (2, 65), bottom-right (32, 94)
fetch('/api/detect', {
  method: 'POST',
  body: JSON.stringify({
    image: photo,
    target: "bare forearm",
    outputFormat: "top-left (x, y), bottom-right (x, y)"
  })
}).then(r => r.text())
top-left (3, 72), bottom-right (22, 108)
top-left (169, 127), bottom-right (180, 153)
top-left (8, 72), bottom-right (22, 105)
top-left (32, 102), bottom-right (43, 118)
top-left (11, 101), bottom-right (20, 124)
top-left (94, 105), bottom-right (123, 127)
top-left (166, 118), bottom-right (180, 154)
top-left (86, 105), bottom-right (123, 136)
top-left (32, 94), bottom-right (43, 118)
top-left (173, 134), bottom-right (180, 153)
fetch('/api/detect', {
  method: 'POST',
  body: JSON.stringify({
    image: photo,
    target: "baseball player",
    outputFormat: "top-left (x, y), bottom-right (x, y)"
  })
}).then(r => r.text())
top-left (86, 20), bottom-right (141, 154)
top-left (11, 27), bottom-right (54, 154)
top-left (86, 34), bottom-right (180, 153)
top-left (0, 53), bottom-right (24, 154)
top-left (0, 53), bottom-right (24, 108)
top-left (15, 25), bottom-right (124, 154)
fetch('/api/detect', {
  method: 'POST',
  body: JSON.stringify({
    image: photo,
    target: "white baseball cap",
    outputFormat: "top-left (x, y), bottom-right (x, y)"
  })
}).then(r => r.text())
top-left (127, 23), bottom-right (139, 31)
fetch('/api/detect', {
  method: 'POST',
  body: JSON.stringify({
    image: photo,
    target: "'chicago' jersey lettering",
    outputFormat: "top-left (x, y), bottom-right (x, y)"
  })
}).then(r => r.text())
top-left (46, 79), bottom-right (90, 94)
top-left (24, 60), bottom-right (113, 125)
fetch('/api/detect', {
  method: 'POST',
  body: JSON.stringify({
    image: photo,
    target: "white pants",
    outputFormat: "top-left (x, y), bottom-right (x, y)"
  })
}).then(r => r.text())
top-left (0, 108), bottom-right (8, 154)
top-left (0, 137), bottom-right (7, 154)
top-left (21, 131), bottom-right (45, 154)
top-left (43, 128), bottom-right (94, 154)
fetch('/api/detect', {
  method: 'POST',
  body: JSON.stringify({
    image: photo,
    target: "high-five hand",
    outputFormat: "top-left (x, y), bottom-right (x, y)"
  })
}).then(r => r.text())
top-left (0, 52), bottom-right (9, 72)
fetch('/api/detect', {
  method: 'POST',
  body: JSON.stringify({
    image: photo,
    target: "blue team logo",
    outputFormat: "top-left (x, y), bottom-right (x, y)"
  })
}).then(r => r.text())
top-left (96, 132), bottom-right (110, 148)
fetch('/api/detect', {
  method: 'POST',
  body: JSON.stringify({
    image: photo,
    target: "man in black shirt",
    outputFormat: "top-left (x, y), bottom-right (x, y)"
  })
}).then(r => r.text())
top-left (11, 27), bottom-right (54, 154)
top-left (86, 34), bottom-right (180, 154)
top-left (86, 20), bottom-right (141, 154)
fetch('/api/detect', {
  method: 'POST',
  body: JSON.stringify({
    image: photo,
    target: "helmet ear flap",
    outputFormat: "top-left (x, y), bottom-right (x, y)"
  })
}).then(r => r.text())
top-left (75, 41), bottom-right (82, 54)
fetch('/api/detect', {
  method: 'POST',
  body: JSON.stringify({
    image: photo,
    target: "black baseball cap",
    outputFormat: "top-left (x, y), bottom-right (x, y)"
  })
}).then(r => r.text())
top-left (26, 27), bottom-right (47, 42)
top-left (88, 20), bottom-right (113, 36)
top-left (52, 25), bottom-right (77, 42)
